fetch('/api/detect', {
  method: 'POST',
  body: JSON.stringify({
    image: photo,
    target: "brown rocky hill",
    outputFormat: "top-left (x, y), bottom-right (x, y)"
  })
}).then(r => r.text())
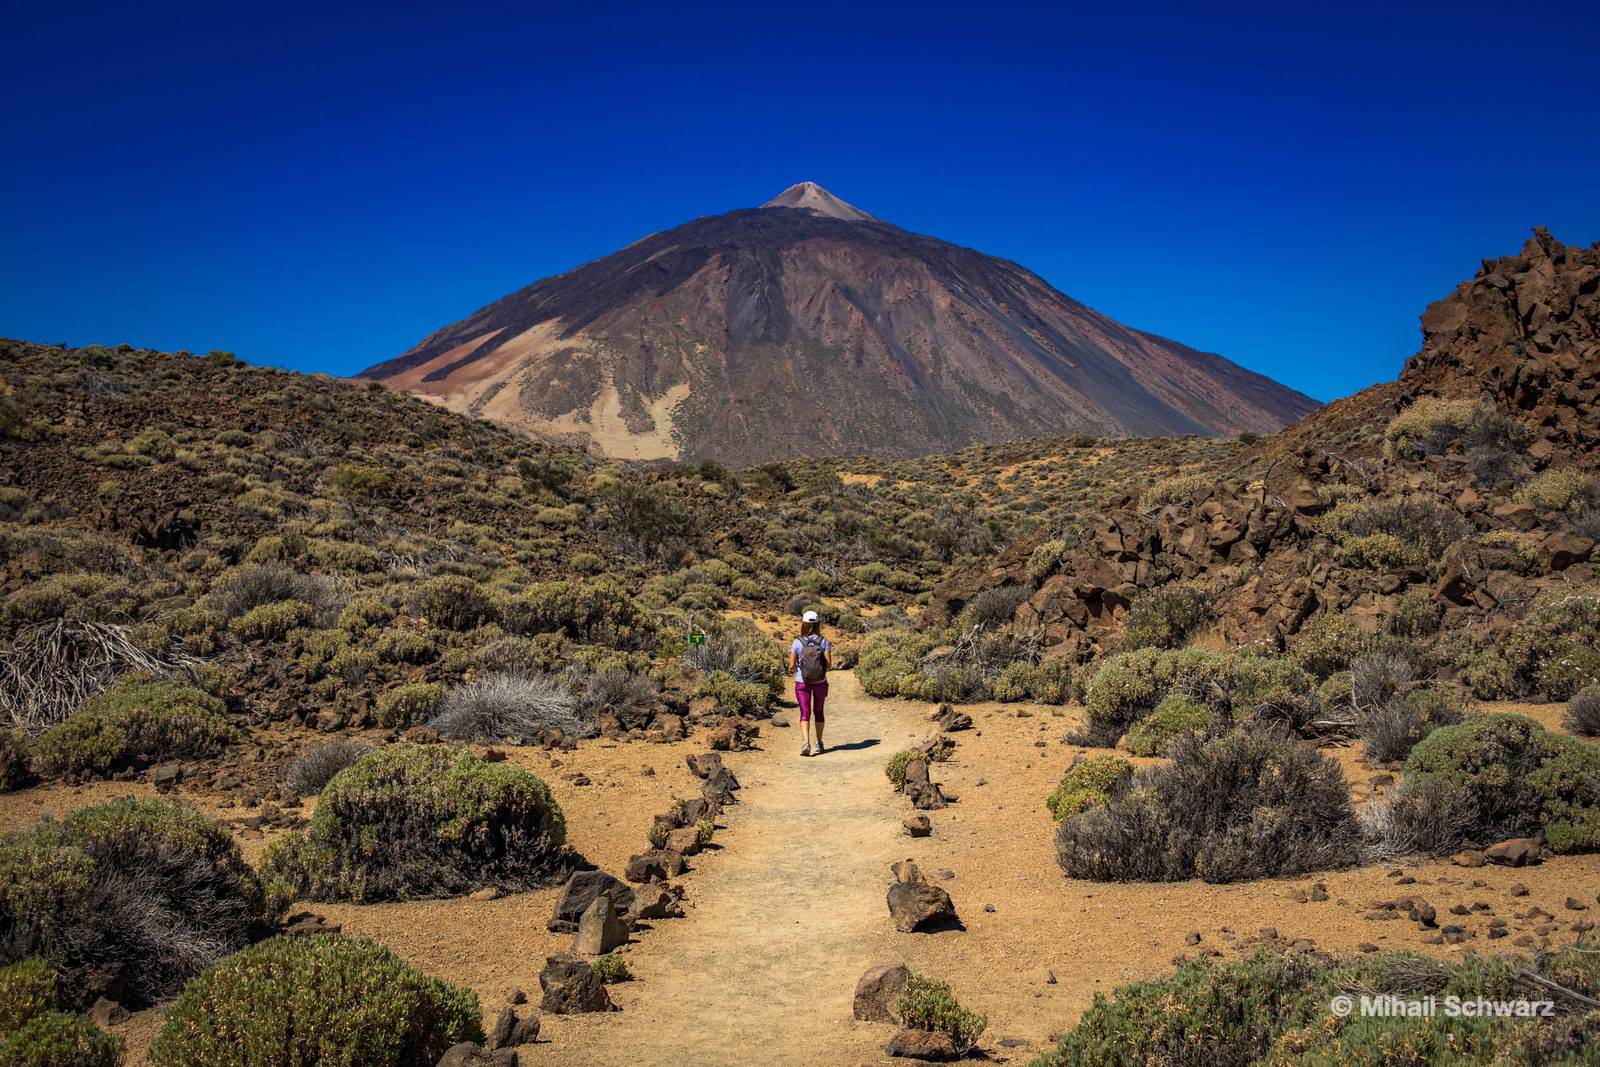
top-left (937, 229), bottom-right (1600, 670)
top-left (360, 183), bottom-right (1318, 464)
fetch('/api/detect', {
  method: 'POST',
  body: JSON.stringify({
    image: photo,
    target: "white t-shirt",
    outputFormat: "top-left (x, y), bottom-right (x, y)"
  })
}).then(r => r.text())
top-left (790, 635), bottom-right (831, 684)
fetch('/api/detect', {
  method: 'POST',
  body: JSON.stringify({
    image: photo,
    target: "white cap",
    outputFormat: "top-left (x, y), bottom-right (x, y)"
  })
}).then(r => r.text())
top-left (802, 610), bottom-right (819, 623)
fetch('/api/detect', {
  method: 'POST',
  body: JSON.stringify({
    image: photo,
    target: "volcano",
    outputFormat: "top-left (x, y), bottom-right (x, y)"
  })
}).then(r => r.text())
top-left (361, 183), bottom-right (1319, 462)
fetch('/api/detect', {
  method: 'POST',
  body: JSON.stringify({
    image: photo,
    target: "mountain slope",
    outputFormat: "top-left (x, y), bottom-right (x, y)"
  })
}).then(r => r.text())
top-left (361, 183), bottom-right (1319, 463)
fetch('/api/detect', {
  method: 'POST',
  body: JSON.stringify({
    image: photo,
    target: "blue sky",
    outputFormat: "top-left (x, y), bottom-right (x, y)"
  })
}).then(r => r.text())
top-left (3, 1), bottom-right (1597, 402)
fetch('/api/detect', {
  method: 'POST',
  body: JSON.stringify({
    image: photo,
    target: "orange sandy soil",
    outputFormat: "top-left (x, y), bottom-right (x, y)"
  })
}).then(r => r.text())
top-left (2, 682), bottom-right (1595, 1066)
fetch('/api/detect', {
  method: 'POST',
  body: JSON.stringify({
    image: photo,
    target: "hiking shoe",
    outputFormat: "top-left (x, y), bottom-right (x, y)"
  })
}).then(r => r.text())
top-left (801, 744), bottom-right (814, 757)
top-left (813, 742), bottom-right (826, 755)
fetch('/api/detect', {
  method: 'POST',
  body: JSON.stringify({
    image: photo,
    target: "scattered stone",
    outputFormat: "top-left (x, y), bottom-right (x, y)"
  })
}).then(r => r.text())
top-left (1358, 943), bottom-right (1379, 953)
top-left (574, 894), bottom-right (629, 955)
top-left (903, 815), bottom-right (932, 837)
top-left (437, 1043), bottom-right (516, 1067)
top-left (506, 989), bottom-right (527, 1005)
top-left (1185, 932), bottom-right (1202, 945)
top-left (853, 962), bottom-right (910, 1023)
top-left (470, 887), bottom-right (502, 901)
top-left (151, 763), bottom-right (183, 790)
top-left (891, 859), bottom-right (924, 884)
top-left (549, 871), bottom-right (635, 932)
top-left (624, 849), bottom-right (687, 883)
top-left (628, 880), bottom-right (686, 922)
top-left (664, 826), bottom-right (703, 856)
top-left (1509, 884), bottom-right (1529, 897)
top-left (1309, 882), bottom-right (1328, 902)
top-left (1451, 851), bottom-right (1487, 868)
top-left (486, 1005), bottom-right (540, 1050)
top-left (884, 1028), bottom-right (958, 1060)
top-left (887, 881), bottom-right (958, 933)
top-left (686, 752), bottom-right (723, 780)
top-left (1566, 897), bottom-right (1588, 911)
top-left (539, 954), bottom-right (615, 1014)
top-left (1485, 838), bottom-right (1543, 867)
top-left (281, 912), bottom-right (340, 937)
top-left (932, 704), bottom-right (973, 732)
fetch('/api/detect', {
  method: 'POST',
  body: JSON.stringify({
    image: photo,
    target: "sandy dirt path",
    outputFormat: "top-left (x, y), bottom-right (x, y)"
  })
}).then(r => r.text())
top-left (527, 671), bottom-right (931, 1066)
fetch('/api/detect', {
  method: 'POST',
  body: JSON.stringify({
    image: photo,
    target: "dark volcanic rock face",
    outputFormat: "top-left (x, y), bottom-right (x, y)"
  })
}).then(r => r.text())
top-left (361, 183), bottom-right (1318, 463)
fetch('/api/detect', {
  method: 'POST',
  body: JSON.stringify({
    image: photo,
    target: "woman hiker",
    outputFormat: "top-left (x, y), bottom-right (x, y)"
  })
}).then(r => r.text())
top-left (788, 609), bottom-right (832, 756)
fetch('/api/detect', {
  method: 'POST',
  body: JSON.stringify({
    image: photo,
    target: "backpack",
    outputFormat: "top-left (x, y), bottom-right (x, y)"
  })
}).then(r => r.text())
top-left (798, 634), bottom-right (828, 683)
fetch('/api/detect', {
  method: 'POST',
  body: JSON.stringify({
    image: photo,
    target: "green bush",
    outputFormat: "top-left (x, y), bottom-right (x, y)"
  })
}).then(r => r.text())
top-left (896, 974), bottom-right (987, 1054)
top-left (148, 934), bottom-right (480, 1067)
top-left (884, 749), bottom-right (923, 787)
top-left (857, 628), bottom-right (934, 698)
top-left (1056, 730), bottom-right (1358, 883)
top-left (326, 462), bottom-right (395, 501)
top-left (1516, 467), bottom-right (1598, 513)
top-left (35, 678), bottom-right (236, 778)
top-left (1081, 648), bottom-right (1309, 747)
top-left (229, 598), bottom-right (313, 640)
top-left (0, 1011), bottom-right (121, 1067)
top-left (1383, 397), bottom-right (1520, 460)
top-left (590, 954), bottom-right (632, 983)
top-left (375, 683), bottom-right (443, 727)
top-left (0, 798), bottom-right (275, 1005)
top-left (1289, 613), bottom-right (1380, 680)
top-left (1404, 713), bottom-right (1600, 854)
top-left (1032, 946), bottom-right (1600, 1067)
top-left (0, 958), bottom-right (57, 1032)
top-left (1123, 695), bottom-right (1217, 757)
top-left (1121, 581), bottom-right (1213, 651)
top-left (498, 577), bottom-right (652, 644)
top-left (1046, 755), bottom-right (1132, 820)
top-left (261, 744), bottom-right (569, 902)
top-left (409, 576), bottom-right (492, 631)
top-left (1140, 474), bottom-right (1209, 510)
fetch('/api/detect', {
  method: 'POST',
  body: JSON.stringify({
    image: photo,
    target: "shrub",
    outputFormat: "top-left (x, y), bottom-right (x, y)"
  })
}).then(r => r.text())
top-left (409, 576), bottom-right (491, 631)
top-left (148, 934), bottom-right (480, 1067)
top-left (884, 749), bottom-right (922, 787)
top-left (0, 958), bottom-right (57, 1032)
top-left (1026, 537), bottom-right (1073, 585)
top-left (1567, 686), bottom-right (1600, 737)
top-left (0, 798), bottom-right (275, 1006)
top-left (212, 566), bottom-right (338, 620)
top-left (857, 628), bottom-right (934, 698)
top-left (1516, 467), bottom-right (1599, 513)
top-left (499, 578), bottom-right (652, 644)
top-left (1140, 474), bottom-right (1209, 510)
top-left (431, 672), bottom-right (590, 742)
top-left (260, 744), bottom-right (569, 901)
top-left (1045, 755), bottom-right (1132, 820)
top-left (228, 598), bottom-right (313, 640)
top-left (1404, 714), bottom-right (1600, 854)
top-left (590, 954), bottom-right (632, 983)
top-left (372, 628), bottom-right (437, 665)
top-left (1034, 949), bottom-right (1334, 1067)
top-left (956, 585), bottom-right (1029, 630)
top-left (1123, 695), bottom-right (1216, 757)
top-left (375, 682), bottom-right (443, 727)
top-left (895, 974), bottom-right (987, 1054)
top-left (1289, 613), bottom-right (1379, 680)
top-left (1055, 730), bottom-right (1360, 883)
top-left (1358, 777), bottom-right (1482, 864)
top-left (567, 668), bottom-right (658, 726)
top-left (1357, 681), bottom-right (1464, 765)
top-left (1384, 397), bottom-right (1521, 460)
top-left (1121, 581), bottom-right (1213, 652)
top-left (1034, 946), bottom-right (1599, 1067)
top-left (0, 730), bottom-right (34, 791)
top-left (1331, 497), bottom-right (1469, 570)
top-left (1081, 648), bottom-right (1310, 747)
top-left (35, 678), bottom-right (235, 778)
top-left (285, 739), bottom-right (370, 796)
top-left (0, 1010), bottom-right (121, 1067)
top-left (326, 462), bottom-right (395, 501)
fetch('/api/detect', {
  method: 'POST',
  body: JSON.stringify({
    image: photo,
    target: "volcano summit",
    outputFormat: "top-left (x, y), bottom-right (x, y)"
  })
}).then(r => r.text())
top-left (361, 184), bottom-right (1318, 462)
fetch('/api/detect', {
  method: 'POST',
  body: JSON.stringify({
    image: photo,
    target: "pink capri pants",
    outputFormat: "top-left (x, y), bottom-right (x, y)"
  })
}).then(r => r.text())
top-left (795, 681), bottom-right (828, 723)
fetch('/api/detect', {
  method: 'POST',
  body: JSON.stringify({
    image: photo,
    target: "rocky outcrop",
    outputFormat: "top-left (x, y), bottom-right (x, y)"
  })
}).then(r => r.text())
top-left (935, 231), bottom-right (1600, 663)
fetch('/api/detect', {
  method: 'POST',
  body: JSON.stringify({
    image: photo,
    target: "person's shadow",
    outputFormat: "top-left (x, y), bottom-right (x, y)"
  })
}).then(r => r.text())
top-left (821, 738), bottom-right (880, 753)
